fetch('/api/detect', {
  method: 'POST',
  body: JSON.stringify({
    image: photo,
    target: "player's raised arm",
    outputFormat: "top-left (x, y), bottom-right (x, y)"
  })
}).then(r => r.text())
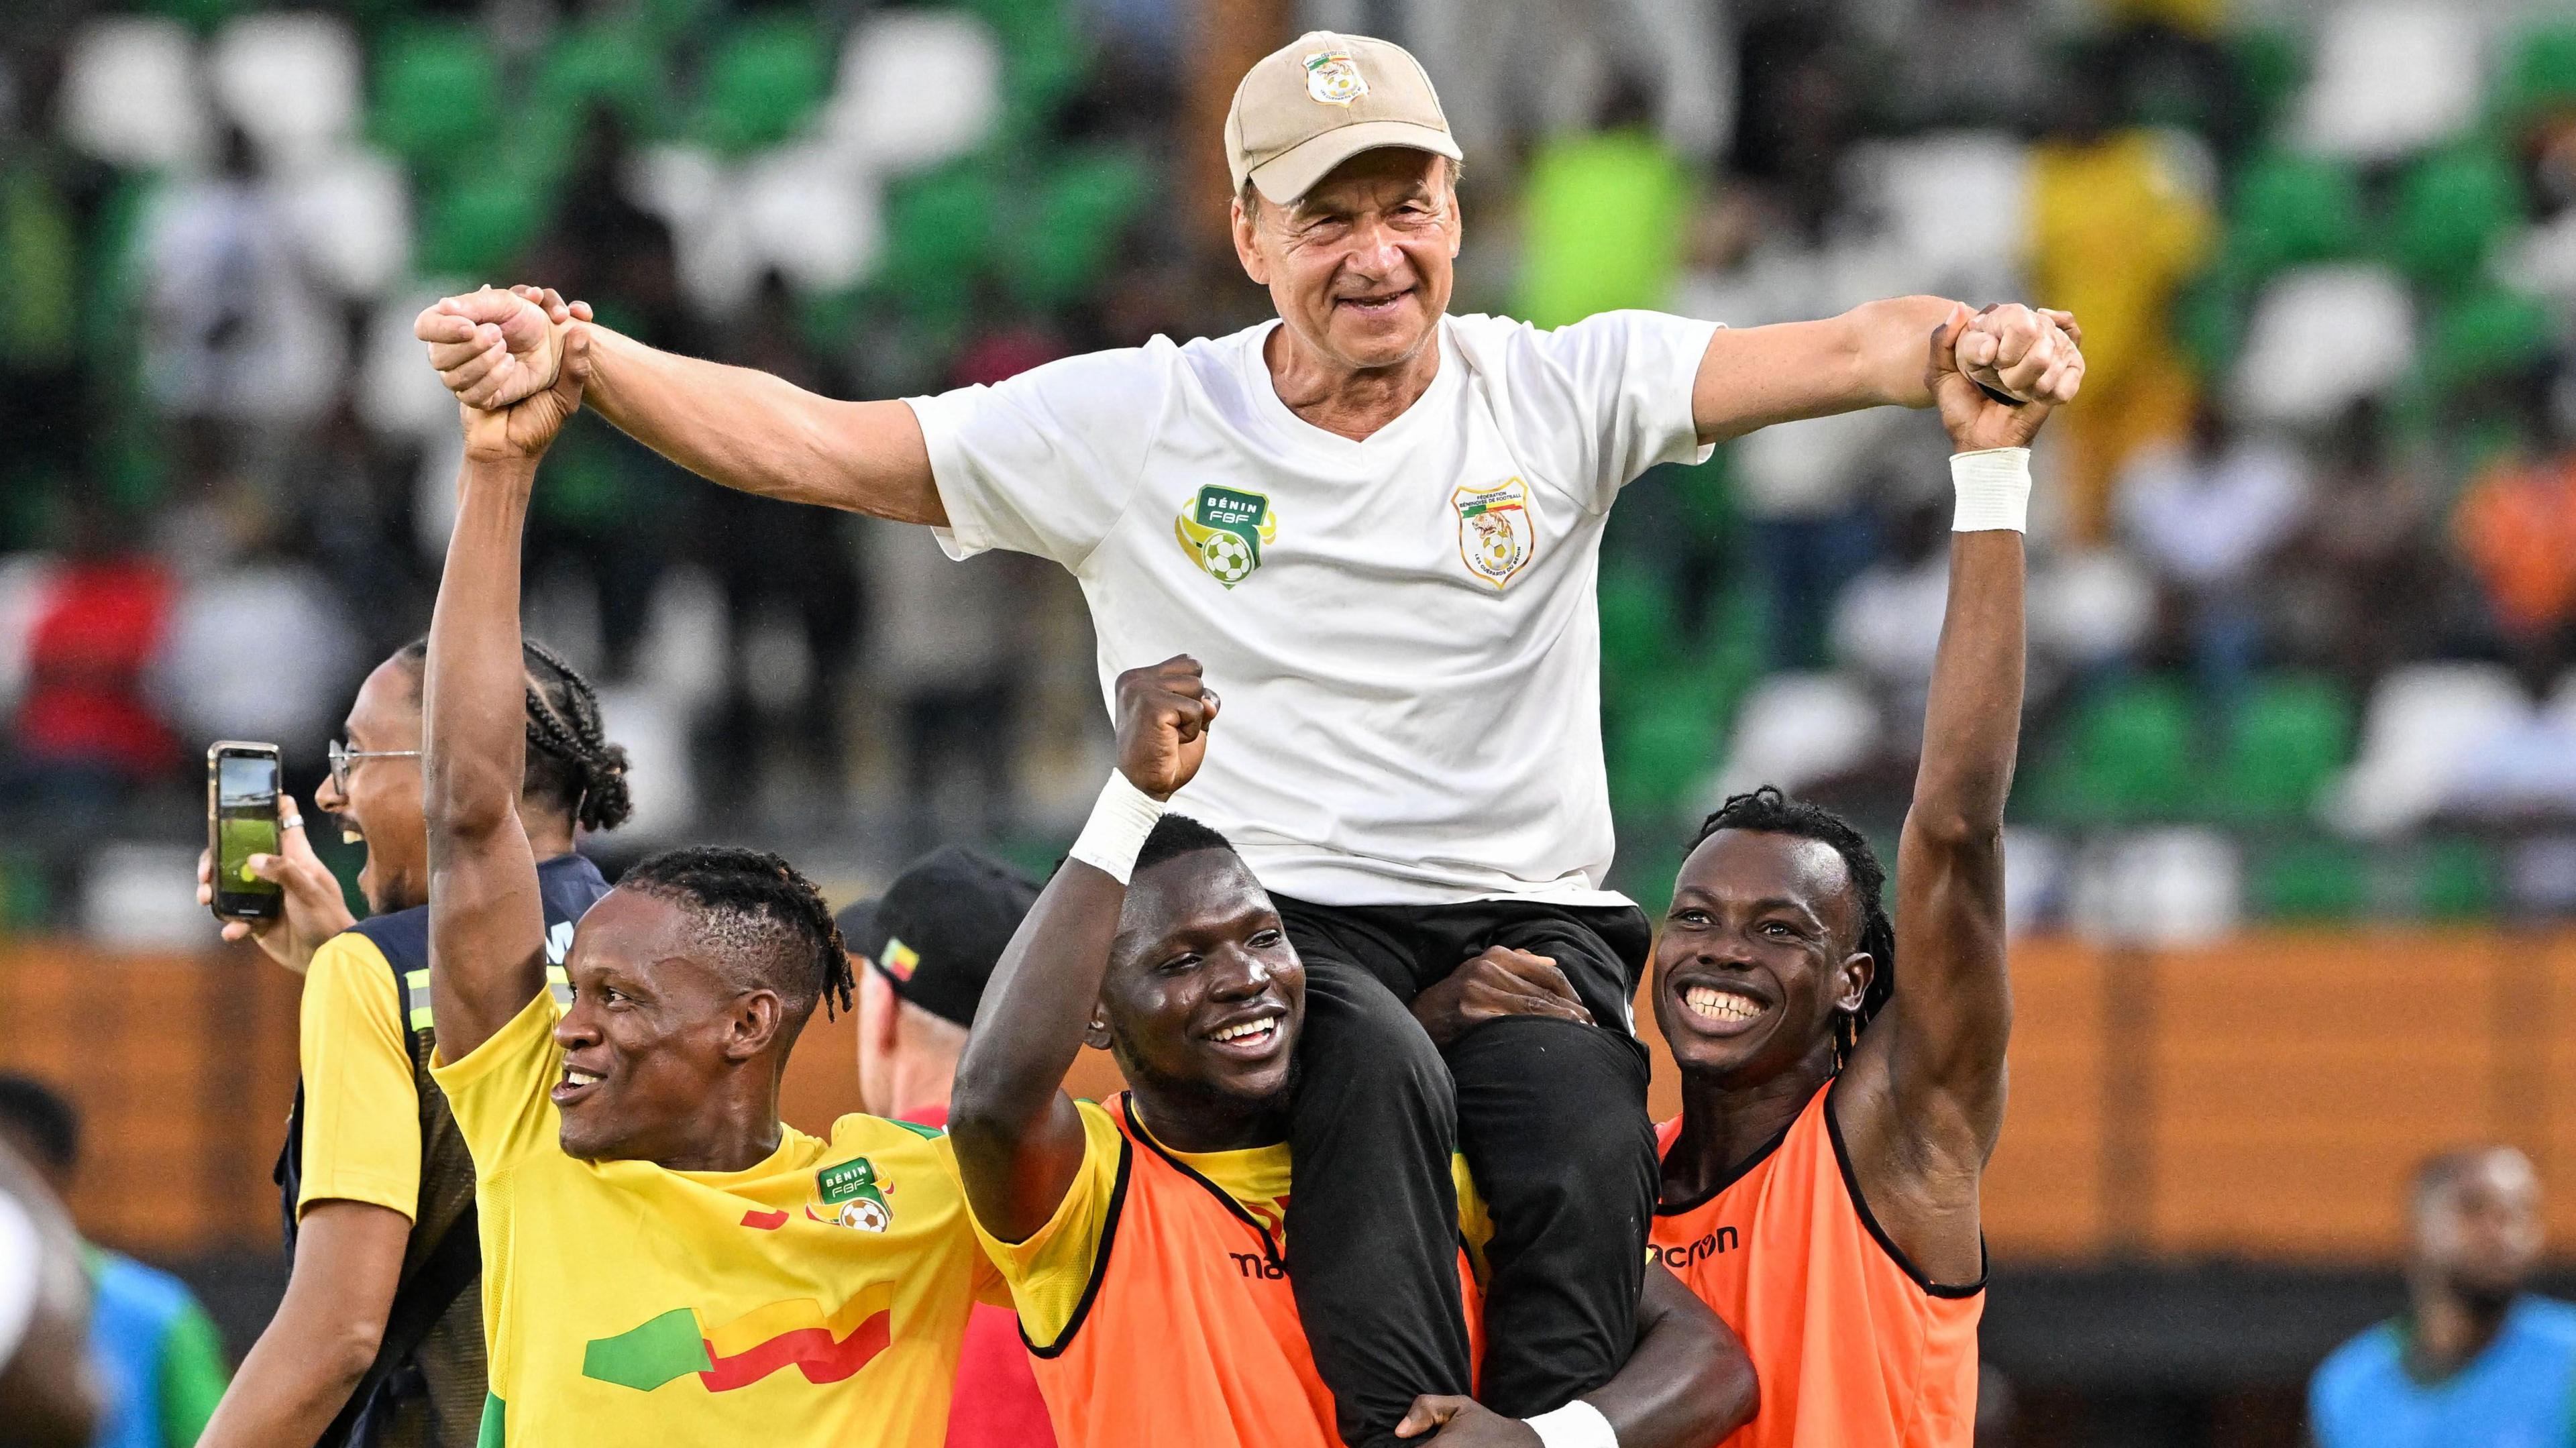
top-left (413, 287), bottom-right (943, 524)
top-left (1840, 305), bottom-right (2065, 1245)
top-left (421, 330), bottom-right (596, 1060)
top-left (947, 657), bottom-right (1218, 1242)
top-left (1690, 297), bottom-right (2083, 443)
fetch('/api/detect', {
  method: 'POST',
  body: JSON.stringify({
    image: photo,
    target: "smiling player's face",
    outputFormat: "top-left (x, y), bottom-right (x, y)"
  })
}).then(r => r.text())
top-left (1236, 148), bottom-right (1459, 376)
top-left (1652, 830), bottom-right (1872, 1089)
top-left (1097, 851), bottom-right (1305, 1118)
top-left (550, 888), bottom-right (769, 1163)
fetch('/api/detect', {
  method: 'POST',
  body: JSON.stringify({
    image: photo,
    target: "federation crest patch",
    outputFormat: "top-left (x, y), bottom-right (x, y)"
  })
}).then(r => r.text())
top-left (1175, 485), bottom-right (1277, 588)
top-left (814, 1158), bottom-right (892, 1232)
top-left (1303, 50), bottom-right (1366, 106)
top-left (1452, 479), bottom-right (1535, 589)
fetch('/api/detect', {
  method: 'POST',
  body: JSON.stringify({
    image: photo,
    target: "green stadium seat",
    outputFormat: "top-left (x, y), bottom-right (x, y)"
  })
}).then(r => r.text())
top-left (2249, 840), bottom-right (2369, 920)
top-left (372, 24), bottom-right (502, 174)
top-left (537, 21), bottom-right (675, 142)
top-left (2169, 270), bottom-right (2243, 386)
top-left (140, 0), bottom-right (250, 34)
top-left (969, 0), bottom-right (1088, 144)
top-left (876, 162), bottom-right (1000, 332)
top-left (2416, 838), bottom-right (2498, 919)
top-left (419, 172), bottom-right (543, 279)
top-left (1610, 695), bottom-right (1719, 825)
top-left (2226, 27), bottom-right (2308, 133)
top-left (1598, 563), bottom-right (1683, 700)
top-left (2421, 286), bottom-right (2554, 396)
top-left (2500, 22), bottom-right (2576, 123)
top-left (2043, 679), bottom-right (2199, 824)
top-left (2389, 150), bottom-right (2525, 292)
top-left (2226, 153), bottom-right (2364, 282)
top-left (2219, 675), bottom-right (2353, 824)
top-left (1004, 147), bottom-right (1152, 312)
top-left (694, 15), bottom-right (830, 154)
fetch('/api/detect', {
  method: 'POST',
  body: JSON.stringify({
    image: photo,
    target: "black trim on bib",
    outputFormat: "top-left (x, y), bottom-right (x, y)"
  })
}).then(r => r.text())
top-left (1654, 1107), bottom-right (1801, 1218)
top-left (1021, 1117), bottom-right (1134, 1361)
top-left (1823, 1084), bottom-right (1987, 1300)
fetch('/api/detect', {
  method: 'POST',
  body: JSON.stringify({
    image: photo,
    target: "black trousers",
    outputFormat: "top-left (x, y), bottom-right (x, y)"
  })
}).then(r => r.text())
top-left (1274, 894), bottom-right (1658, 1447)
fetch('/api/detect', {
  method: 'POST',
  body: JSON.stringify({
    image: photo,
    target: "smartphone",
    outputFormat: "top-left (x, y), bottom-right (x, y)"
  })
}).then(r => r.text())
top-left (208, 741), bottom-right (284, 920)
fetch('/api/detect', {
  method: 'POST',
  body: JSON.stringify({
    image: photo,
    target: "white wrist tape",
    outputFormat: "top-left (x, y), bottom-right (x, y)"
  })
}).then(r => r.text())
top-left (1525, 1400), bottom-right (1618, 1448)
top-left (1068, 770), bottom-right (1167, 885)
top-left (1950, 447), bottom-right (2032, 533)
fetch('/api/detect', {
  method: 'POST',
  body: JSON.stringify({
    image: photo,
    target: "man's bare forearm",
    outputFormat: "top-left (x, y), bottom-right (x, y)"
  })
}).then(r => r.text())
top-left (578, 325), bottom-right (946, 523)
top-left (1693, 295), bottom-right (1957, 441)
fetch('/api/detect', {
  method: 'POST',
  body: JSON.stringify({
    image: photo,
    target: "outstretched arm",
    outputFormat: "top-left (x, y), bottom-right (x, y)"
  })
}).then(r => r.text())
top-left (422, 328), bottom-right (596, 1060)
top-left (413, 288), bottom-right (943, 524)
top-left (1839, 304), bottom-right (2074, 1283)
top-left (1692, 297), bottom-right (2081, 443)
top-left (947, 657), bottom-right (1216, 1243)
top-left (1396, 1268), bottom-right (1758, 1446)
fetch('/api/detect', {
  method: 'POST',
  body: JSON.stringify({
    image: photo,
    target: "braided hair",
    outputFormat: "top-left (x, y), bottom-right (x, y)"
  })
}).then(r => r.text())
top-left (1686, 786), bottom-right (1894, 1069)
top-left (398, 636), bottom-right (633, 832)
top-left (618, 846), bottom-right (855, 1023)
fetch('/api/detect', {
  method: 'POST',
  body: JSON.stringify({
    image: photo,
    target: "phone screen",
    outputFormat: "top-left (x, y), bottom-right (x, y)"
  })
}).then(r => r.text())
top-left (215, 753), bottom-right (282, 898)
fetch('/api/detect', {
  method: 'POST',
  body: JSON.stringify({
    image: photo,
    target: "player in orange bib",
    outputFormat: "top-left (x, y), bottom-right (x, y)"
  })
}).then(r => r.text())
top-left (1648, 308), bottom-right (2076, 1448)
top-left (949, 657), bottom-right (1758, 1448)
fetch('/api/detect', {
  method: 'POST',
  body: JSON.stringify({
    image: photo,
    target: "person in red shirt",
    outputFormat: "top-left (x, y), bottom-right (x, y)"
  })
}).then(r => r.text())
top-left (1646, 310), bottom-right (2068, 1447)
top-left (839, 849), bottom-right (1056, 1448)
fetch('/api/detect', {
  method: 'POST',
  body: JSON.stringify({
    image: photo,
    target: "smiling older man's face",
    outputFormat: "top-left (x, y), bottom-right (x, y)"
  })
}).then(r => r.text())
top-left (1232, 147), bottom-right (1459, 376)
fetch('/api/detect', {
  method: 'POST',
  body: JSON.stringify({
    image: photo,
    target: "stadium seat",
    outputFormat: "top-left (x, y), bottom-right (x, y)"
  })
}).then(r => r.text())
top-left (2226, 152), bottom-right (2364, 280)
top-left (2499, 21), bottom-right (2576, 124)
top-left (2067, 828), bottom-right (2242, 944)
top-left (208, 13), bottom-right (360, 168)
top-left (139, 0), bottom-right (248, 33)
top-left (826, 10), bottom-right (1004, 174)
top-left (2230, 264), bottom-right (2413, 426)
top-left (969, 0), bottom-right (1088, 146)
top-left (58, 17), bottom-right (209, 171)
top-left (536, 19), bottom-right (676, 144)
top-left (2416, 838), bottom-right (2498, 918)
top-left (2226, 26), bottom-right (2309, 133)
top-left (2219, 675), bottom-right (2353, 824)
top-left (418, 172), bottom-right (543, 280)
top-left (1597, 563), bottom-right (1683, 700)
top-left (2294, 4), bottom-right (2483, 160)
top-left (2388, 150), bottom-right (2525, 292)
top-left (1611, 693), bottom-right (1721, 824)
top-left (875, 162), bottom-right (1000, 330)
top-left (2419, 286), bottom-right (2554, 397)
top-left (2332, 661), bottom-right (2524, 836)
top-left (738, 144), bottom-right (882, 295)
top-left (277, 148), bottom-right (411, 298)
top-left (1712, 672), bottom-right (1880, 800)
top-left (1843, 133), bottom-right (2030, 304)
top-left (371, 23), bottom-right (502, 174)
top-left (2248, 838), bottom-right (2370, 920)
top-left (695, 15), bottom-right (832, 155)
top-left (2041, 678), bottom-right (2200, 824)
top-left (1005, 147), bottom-right (1152, 313)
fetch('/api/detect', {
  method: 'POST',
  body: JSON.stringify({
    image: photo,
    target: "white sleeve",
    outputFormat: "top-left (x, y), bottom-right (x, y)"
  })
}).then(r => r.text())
top-left (0, 1190), bottom-right (38, 1370)
top-left (904, 341), bottom-right (1177, 567)
top-left (1494, 310), bottom-right (1720, 512)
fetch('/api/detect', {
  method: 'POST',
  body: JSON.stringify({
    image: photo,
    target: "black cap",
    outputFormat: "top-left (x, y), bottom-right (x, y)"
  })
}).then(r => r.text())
top-left (836, 846), bottom-right (1039, 1029)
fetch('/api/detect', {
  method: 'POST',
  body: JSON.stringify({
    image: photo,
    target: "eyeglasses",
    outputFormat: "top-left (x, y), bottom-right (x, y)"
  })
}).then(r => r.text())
top-left (329, 738), bottom-right (423, 796)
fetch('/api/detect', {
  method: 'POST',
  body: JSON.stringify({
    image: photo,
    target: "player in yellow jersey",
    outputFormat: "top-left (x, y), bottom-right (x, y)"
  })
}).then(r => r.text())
top-left (948, 656), bottom-right (1757, 1448)
top-left (420, 327), bottom-right (997, 1447)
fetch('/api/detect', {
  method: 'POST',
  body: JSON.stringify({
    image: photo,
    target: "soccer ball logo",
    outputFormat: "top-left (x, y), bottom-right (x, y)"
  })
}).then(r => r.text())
top-left (1200, 531), bottom-right (1254, 584)
top-left (837, 1197), bottom-right (890, 1232)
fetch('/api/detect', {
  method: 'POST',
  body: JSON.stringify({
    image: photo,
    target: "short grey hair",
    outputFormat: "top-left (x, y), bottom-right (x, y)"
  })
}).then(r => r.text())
top-left (1236, 154), bottom-right (1464, 221)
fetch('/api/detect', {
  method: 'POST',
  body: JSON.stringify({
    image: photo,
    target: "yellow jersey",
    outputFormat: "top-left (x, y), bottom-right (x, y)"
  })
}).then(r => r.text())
top-left (294, 932), bottom-right (421, 1219)
top-left (431, 989), bottom-right (1000, 1447)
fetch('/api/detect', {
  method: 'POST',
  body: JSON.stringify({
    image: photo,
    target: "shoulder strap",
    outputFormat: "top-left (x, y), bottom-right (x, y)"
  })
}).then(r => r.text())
top-left (314, 1205), bottom-right (481, 1448)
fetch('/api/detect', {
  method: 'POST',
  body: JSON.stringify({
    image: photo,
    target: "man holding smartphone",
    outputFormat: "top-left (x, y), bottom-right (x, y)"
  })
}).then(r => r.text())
top-left (193, 638), bottom-right (633, 1448)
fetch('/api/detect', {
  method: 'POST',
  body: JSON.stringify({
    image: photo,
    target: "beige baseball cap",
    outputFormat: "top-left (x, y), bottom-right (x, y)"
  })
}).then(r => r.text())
top-left (1224, 32), bottom-right (1462, 207)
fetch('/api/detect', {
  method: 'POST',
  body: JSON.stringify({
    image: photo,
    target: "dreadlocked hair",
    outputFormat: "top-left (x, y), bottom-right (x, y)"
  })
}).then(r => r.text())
top-left (619, 846), bottom-right (855, 1023)
top-left (1687, 785), bottom-right (1894, 1070)
top-left (399, 636), bottom-right (633, 832)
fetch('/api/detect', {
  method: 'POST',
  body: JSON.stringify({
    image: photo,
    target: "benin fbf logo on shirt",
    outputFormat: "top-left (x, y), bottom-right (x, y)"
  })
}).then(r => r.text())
top-left (1175, 485), bottom-right (1277, 588)
top-left (1453, 478), bottom-right (1535, 588)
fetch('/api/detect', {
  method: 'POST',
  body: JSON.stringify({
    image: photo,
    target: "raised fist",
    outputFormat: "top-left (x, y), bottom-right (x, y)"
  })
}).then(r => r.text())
top-left (1929, 302), bottom-right (2081, 452)
top-left (414, 285), bottom-right (583, 410)
top-left (1112, 655), bottom-right (1220, 801)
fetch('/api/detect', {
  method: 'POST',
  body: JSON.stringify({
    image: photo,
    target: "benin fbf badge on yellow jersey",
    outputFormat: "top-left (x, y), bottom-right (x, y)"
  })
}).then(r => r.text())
top-left (1454, 479), bottom-right (1534, 589)
top-left (1304, 49), bottom-right (1366, 105)
top-left (1176, 484), bottom-right (1277, 588)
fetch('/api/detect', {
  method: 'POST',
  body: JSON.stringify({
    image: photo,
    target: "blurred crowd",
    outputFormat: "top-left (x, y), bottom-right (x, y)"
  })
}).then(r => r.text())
top-left (1, 0), bottom-right (2573, 939)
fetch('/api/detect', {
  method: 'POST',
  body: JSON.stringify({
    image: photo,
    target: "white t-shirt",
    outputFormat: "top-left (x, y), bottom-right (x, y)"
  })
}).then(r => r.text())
top-left (910, 310), bottom-right (1717, 906)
